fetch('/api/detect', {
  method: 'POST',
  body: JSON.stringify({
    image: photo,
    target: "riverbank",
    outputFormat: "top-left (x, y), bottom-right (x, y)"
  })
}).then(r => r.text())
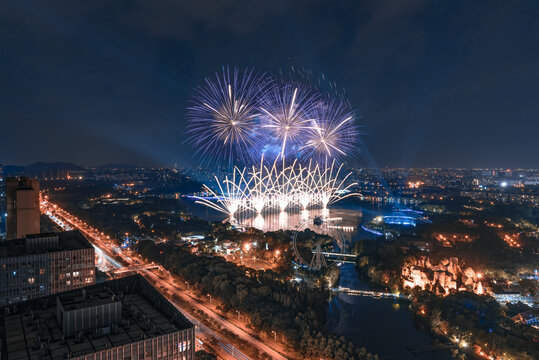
top-left (328, 264), bottom-right (453, 360)
top-left (184, 200), bottom-right (457, 359)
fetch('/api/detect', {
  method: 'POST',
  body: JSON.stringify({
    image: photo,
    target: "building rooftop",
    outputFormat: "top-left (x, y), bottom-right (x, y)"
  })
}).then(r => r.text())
top-left (0, 275), bottom-right (194, 360)
top-left (0, 230), bottom-right (93, 258)
top-left (58, 287), bottom-right (118, 311)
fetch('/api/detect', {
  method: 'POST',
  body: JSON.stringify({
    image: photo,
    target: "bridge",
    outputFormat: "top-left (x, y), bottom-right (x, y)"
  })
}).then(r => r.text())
top-left (293, 218), bottom-right (358, 269)
top-left (332, 287), bottom-right (410, 301)
top-left (311, 251), bottom-right (357, 264)
top-left (320, 252), bottom-right (357, 258)
top-left (113, 263), bottom-right (161, 274)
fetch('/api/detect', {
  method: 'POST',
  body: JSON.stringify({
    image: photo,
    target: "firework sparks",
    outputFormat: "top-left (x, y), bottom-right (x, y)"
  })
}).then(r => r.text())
top-left (259, 84), bottom-right (318, 158)
top-left (301, 99), bottom-right (359, 162)
top-left (187, 67), bottom-right (271, 164)
top-left (186, 67), bottom-right (360, 165)
top-left (193, 166), bottom-right (251, 218)
top-left (196, 156), bottom-right (358, 217)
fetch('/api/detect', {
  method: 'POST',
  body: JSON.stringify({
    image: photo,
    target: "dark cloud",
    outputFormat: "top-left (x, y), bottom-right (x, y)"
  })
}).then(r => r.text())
top-left (120, 1), bottom-right (288, 39)
top-left (0, 0), bottom-right (538, 168)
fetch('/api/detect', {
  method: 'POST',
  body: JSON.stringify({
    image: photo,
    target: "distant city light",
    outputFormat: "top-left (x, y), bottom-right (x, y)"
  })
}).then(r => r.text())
top-left (500, 181), bottom-right (508, 187)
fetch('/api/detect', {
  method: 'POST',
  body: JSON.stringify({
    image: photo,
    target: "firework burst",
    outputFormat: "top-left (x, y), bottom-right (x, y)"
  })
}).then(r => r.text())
top-left (301, 99), bottom-right (359, 162)
top-left (259, 84), bottom-right (318, 158)
top-left (195, 157), bottom-right (358, 218)
top-left (186, 67), bottom-right (271, 164)
top-left (186, 67), bottom-right (360, 165)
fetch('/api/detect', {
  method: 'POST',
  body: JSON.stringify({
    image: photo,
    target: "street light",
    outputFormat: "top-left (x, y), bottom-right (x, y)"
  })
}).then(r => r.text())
top-left (271, 330), bottom-right (277, 341)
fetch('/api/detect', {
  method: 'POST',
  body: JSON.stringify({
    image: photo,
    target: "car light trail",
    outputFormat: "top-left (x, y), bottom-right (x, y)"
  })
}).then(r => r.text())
top-left (40, 198), bottom-right (285, 360)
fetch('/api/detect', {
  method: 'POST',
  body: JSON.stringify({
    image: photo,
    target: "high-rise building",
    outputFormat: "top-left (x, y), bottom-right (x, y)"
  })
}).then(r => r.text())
top-left (0, 230), bottom-right (95, 306)
top-left (6, 177), bottom-right (40, 240)
top-left (1, 275), bottom-right (196, 360)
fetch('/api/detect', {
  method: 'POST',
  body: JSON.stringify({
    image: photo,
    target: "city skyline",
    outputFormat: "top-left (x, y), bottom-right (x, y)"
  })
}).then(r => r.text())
top-left (1, 2), bottom-right (538, 360)
top-left (2, 1), bottom-right (539, 168)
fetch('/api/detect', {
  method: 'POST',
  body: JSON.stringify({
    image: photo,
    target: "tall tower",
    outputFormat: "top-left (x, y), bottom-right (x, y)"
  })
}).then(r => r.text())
top-left (6, 177), bottom-right (40, 240)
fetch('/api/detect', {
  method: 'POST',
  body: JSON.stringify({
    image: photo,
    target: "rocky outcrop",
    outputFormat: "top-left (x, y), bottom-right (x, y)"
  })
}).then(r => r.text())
top-left (402, 256), bottom-right (484, 295)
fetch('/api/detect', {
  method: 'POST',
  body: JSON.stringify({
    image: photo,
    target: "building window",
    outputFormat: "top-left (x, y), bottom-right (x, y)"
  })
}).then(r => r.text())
top-left (28, 277), bottom-right (35, 284)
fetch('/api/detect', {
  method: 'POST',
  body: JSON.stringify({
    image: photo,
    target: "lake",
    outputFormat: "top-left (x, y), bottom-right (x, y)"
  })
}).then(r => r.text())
top-left (184, 199), bottom-right (452, 359)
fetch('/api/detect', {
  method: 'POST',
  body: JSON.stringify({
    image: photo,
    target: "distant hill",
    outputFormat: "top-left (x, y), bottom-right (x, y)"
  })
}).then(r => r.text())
top-left (3, 162), bottom-right (84, 177)
top-left (3, 165), bottom-right (25, 175)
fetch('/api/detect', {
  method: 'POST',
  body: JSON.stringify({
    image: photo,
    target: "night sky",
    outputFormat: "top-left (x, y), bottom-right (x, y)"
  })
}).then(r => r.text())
top-left (1, 1), bottom-right (538, 168)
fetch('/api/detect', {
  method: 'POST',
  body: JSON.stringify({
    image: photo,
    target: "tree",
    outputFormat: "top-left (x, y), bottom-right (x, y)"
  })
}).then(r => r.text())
top-left (195, 350), bottom-right (217, 360)
top-left (518, 279), bottom-right (537, 296)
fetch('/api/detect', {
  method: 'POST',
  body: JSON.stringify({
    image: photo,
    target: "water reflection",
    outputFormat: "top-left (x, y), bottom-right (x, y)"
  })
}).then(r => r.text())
top-left (278, 211), bottom-right (288, 228)
top-left (329, 264), bottom-right (452, 360)
top-left (253, 213), bottom-right (265, 229)
top-left (184, 199), bottom-right (451, 359)
top-left (233, 207), bottom-right (365, 244)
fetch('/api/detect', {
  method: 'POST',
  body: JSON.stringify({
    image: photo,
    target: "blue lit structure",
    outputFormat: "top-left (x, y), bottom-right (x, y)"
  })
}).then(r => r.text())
top-left (361, 224), bottom-right (383, 236)
top-left (382, 215), bottom-right (417, 227)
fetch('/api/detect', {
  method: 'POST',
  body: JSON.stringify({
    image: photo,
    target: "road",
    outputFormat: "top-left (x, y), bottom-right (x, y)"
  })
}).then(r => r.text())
top-left (41, 198), bottom-right (289, 360)
top-left (144, 269), bottom-right (289, 360)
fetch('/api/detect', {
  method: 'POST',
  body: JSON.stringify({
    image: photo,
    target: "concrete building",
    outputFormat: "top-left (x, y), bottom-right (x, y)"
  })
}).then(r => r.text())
top-left (0, 275), bottom-right (196, 360)
top-left (57, 287), bottom-right (123, 337)
top-left (6, 177), bottom-right (40, 240)
top-left (0, 230), bottom-right (95, 306)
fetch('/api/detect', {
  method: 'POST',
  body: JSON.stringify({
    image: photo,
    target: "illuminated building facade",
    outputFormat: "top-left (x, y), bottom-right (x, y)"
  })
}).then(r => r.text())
top-left (1, 275), bottom-right (195, 360)
top-left (0, 230), bottom-right (95, 306)
top-left (6, 177), bottom-right (40, 240)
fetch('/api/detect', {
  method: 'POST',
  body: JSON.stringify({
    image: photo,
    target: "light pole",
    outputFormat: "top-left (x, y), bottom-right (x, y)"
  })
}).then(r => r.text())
top-left (271, 330), bottom-right (276, 342)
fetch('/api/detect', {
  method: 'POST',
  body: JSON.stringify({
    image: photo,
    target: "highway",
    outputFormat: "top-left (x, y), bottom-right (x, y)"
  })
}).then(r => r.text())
top-left (41, 198), bottom-right (289, 360)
